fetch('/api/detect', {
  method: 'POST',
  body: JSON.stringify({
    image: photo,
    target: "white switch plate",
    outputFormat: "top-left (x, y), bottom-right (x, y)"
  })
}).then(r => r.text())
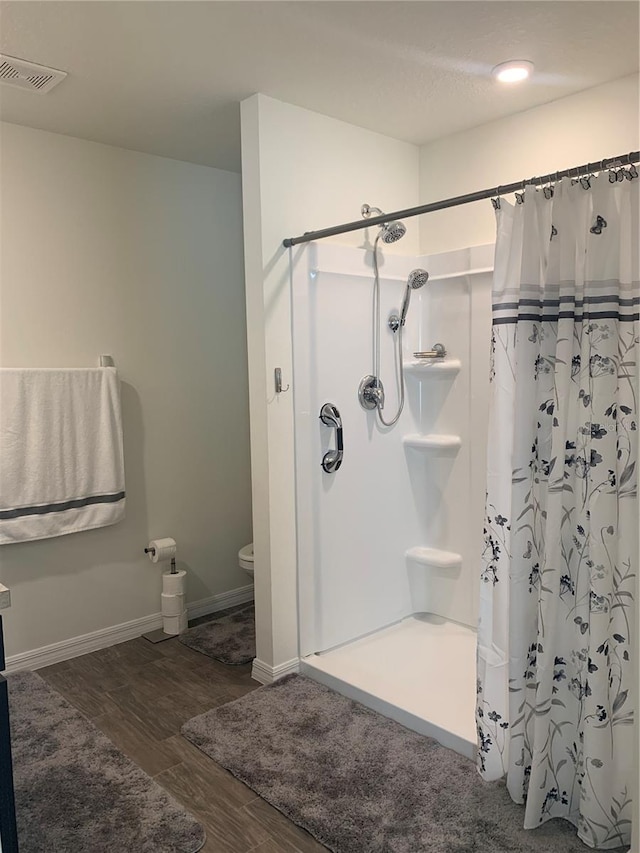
top-left (0, 584), bottom-right (11, 611)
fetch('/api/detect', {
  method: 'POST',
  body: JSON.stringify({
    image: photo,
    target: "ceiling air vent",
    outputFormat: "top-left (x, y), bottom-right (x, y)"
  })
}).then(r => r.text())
top-left (0, 54), bottom-right (67, 94)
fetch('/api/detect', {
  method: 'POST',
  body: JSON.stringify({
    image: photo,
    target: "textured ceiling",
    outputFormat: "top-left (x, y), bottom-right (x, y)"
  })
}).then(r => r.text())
top-left (0, 1), bottom-right (638, 173)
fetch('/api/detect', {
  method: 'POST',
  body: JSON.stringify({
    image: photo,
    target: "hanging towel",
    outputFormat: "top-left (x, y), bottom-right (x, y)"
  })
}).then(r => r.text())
top-left (0, 367), bottom-right (125, 544)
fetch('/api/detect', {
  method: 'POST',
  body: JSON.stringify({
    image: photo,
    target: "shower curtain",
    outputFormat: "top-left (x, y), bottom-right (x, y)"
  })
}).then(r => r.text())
top-left (476, 171), bottom-right (638, 850)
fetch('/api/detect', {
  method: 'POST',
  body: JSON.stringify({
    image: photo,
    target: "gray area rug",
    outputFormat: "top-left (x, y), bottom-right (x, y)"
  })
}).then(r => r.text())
top-left (179, 604), bottom-right (255, 665)
top-left (9, 670), bottom-right (205, 853)
top-left (182, 674), bottom-right (629, 853)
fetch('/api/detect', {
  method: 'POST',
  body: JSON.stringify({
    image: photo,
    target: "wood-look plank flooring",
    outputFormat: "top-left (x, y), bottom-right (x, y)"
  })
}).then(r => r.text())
top-left (38, 629), bottom-right (327, 853)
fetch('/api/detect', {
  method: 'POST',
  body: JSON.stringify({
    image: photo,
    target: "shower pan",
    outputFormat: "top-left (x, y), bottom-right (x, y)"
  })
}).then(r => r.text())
top-left (290, 235), bottom-right (495, 759)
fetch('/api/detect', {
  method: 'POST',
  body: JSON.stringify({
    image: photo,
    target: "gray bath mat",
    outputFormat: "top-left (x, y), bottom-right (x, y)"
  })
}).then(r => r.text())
top-left (178, 604), bottom-right (255, 665)
top-left (9, 670), bottom-right (205, 853)
top-left (182, 674), bottom-right (628, 853)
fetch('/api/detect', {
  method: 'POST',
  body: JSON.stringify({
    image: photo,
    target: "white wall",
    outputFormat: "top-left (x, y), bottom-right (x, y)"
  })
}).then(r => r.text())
top-left (241, 94), bottom-right (420, 673)
top-left (419, 73), bottom-right (640, 254)
top-left (0, 122), bottom-right (252, 657)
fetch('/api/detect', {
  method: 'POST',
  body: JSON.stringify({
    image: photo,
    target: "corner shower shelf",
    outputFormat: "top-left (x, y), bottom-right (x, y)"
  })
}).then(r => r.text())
top-left (405, 547), bottom-right (462, 570)
top-left (402, 434), bottom-right (461, 451)
top-left (403, 358), bottom-right (461, 377)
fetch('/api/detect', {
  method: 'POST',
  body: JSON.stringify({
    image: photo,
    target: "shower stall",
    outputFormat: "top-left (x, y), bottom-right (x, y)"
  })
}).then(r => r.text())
top-left (290, 236), bottom-right (494, 758)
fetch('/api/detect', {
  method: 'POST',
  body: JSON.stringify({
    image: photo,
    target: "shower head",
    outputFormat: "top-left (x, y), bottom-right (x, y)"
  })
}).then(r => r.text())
top-left (379, 221), bottom-right (407, 244)
top-left (362, 203), bottom-right (407, 245)
top-left (399, 268), bottom-right (429, 326)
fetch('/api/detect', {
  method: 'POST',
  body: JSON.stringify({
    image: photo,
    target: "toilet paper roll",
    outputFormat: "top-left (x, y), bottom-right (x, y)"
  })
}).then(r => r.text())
top-left (163, 610), bottom-right (188, 636)
top-left (161, 592), bottom-right (184, 617)
top-left (162, 569), bottom-right (186, 596)
top-left (147, 538), bottom-right (177, 563)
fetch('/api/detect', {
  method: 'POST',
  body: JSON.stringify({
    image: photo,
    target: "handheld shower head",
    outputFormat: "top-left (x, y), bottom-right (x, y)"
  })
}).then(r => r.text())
top-left (399, 268), bottom-right (429, 326)
top-left (408, 269), bottom-right (429, 290)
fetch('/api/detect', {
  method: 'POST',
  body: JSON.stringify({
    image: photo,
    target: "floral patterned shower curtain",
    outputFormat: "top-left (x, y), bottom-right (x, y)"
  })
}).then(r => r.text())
top-left (476, 170), bottom-right (638, 850)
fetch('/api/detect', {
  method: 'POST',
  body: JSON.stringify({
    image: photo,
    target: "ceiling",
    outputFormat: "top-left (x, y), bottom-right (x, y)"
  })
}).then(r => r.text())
top-left (0, 1), bottom-right (638, 173)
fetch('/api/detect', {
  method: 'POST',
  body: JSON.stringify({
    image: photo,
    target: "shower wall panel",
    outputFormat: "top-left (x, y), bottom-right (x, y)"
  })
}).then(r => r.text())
top-left (292, 243), bottom-right (493, 656)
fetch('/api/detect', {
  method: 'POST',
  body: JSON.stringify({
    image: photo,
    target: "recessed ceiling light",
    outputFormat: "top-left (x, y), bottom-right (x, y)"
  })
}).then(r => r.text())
top-left (492, 60), bottom-right (535, 84)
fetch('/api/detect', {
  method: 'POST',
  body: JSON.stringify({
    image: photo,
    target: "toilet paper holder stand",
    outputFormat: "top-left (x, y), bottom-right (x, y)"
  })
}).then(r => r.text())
top-left (141, 550), bottom-right (183, 643)
top-left (144, 546), bottom-right (178, 574)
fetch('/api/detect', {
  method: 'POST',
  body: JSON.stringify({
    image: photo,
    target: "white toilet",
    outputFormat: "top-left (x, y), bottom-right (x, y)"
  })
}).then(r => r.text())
top-left (238, 543), bottom-right (254, 580)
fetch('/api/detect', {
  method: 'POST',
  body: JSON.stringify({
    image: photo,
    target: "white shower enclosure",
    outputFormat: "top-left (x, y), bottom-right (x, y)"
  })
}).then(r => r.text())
top-left (291, 241), bottom-right (494, 758)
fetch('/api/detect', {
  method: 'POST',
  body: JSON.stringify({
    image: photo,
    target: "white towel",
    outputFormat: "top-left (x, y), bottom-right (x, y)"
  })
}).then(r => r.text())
top-left (0, 367), bottom-right (125, 544)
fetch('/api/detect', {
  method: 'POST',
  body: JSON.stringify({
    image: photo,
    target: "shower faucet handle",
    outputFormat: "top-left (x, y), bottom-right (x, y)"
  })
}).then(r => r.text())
top-left (358, 375), bottom-right (385, 411)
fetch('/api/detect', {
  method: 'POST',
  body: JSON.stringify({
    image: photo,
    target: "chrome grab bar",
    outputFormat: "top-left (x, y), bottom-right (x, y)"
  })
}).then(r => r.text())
top-left (319, 403), bottom-right (343, 473)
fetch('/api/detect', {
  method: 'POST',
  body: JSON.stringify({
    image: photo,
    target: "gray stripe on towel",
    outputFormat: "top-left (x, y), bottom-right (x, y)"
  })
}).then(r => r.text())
top-left (0, 491), bottom-right (126, 520)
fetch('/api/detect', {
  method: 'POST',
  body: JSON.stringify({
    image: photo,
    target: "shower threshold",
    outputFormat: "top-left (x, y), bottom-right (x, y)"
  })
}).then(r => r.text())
top-left (300, 613), bottom-right (477, 759)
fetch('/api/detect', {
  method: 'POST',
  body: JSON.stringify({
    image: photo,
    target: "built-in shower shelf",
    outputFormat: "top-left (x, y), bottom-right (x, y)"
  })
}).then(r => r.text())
top-left (402, 434), bottom-right (461, 451)
top-left (405, 547), bottom-right (462, 570)
top-left (403, 359), bottom-right (461, 377)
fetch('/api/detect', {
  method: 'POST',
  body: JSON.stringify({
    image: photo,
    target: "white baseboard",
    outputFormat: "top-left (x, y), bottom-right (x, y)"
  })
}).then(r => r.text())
top-left (187, 584), bottom-right (254, 621)
top-left (4, 584), bottom-right (255, 674)
top-left (251, 656), bottom-right (300, 685)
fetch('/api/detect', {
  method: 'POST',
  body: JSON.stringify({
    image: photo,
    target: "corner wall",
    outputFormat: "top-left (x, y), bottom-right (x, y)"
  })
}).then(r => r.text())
top-left (240, 94), bottom-right (420, 674)
top-left (0, 122), bottom-right (252, 657)
top-left (419, 73), bottom-right (640, 254)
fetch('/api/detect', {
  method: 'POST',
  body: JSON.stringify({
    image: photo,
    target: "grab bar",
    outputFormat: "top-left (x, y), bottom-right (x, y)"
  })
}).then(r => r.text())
top-left (319, 403), bottom-right (343, 473)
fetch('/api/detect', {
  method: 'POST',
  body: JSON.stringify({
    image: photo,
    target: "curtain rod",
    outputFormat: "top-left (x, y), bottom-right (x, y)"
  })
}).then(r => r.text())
top-left (282, 150), bottom-right (639, 248)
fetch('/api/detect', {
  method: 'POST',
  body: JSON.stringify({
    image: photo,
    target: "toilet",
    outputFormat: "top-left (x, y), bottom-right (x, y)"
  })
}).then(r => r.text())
top-left (238, 543), bottom-right (254, 580)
